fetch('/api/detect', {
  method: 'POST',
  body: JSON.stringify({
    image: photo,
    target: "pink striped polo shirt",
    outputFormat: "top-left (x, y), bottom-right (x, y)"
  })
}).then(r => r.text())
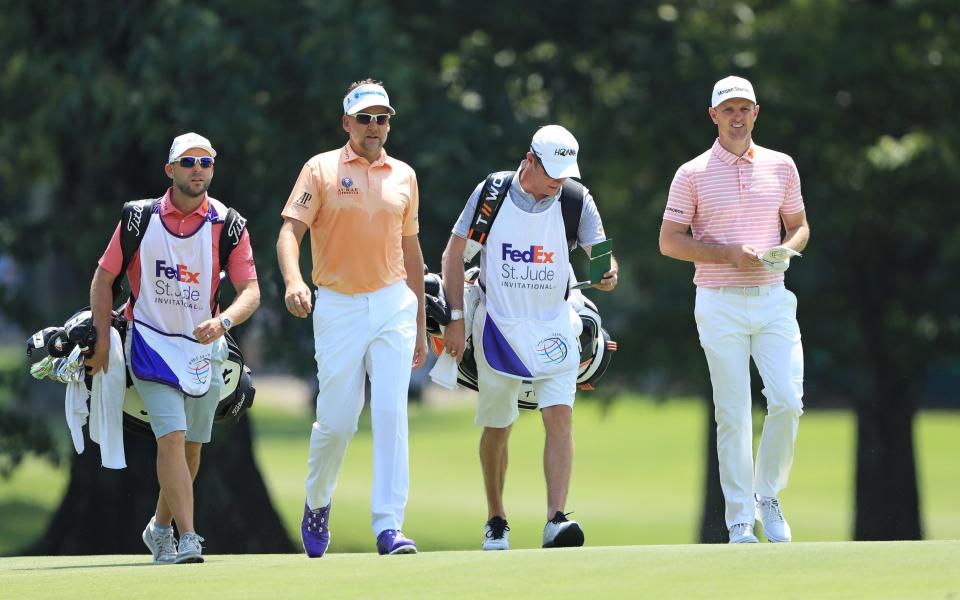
top-left (99, 189), bottom-right (257, 319)
top-left (664, 139), bottom-right (805, 287)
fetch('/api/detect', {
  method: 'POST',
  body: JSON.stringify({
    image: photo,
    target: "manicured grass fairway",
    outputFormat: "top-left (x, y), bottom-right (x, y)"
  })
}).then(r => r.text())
top-left (1, 541), bottom-right (958, 599)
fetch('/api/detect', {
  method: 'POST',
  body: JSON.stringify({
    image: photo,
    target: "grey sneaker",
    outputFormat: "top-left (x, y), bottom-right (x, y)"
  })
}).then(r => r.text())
top-left (174, 532), bottom-right (205, 564)
top-left (728, 522), bottom-right (760, 544)
top-left (756, 496), bottom-right (792, 542)
top-left (142, 517), bottom-right (177, 564)
top-left (542, 511), bottom-right (584, 548)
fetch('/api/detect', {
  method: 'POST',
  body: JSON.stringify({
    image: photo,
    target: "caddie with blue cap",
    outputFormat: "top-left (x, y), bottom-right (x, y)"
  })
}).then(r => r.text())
top-left (439, 123), bottom-right (619, 552)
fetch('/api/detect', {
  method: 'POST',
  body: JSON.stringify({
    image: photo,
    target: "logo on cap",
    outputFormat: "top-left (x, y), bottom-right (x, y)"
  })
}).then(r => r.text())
top-left (554, 148), bottom-right (577, 157)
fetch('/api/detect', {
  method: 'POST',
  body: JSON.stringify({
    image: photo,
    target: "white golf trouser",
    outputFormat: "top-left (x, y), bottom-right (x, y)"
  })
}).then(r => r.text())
top-left (694, 284), bottom-right (804, 528)
top-left (305, 281), bottom-right (417, 536)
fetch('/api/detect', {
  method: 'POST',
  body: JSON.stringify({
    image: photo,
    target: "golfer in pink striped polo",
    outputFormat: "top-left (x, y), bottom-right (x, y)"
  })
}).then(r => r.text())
top-left (659, 76), bottom-right (810, 544)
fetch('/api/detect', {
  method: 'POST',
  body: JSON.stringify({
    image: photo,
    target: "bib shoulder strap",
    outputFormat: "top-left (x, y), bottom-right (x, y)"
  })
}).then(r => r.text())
top-left (559, 179), bottom-right (585, 251)
top-left (463, 171), bottom-right (514, 262)
top-left (112, 198), bottom-right (159, 302)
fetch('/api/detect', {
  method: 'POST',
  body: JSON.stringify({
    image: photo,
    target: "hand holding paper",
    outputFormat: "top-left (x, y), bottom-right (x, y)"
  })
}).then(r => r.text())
top-left (758, 245), bottom-right (801, 273)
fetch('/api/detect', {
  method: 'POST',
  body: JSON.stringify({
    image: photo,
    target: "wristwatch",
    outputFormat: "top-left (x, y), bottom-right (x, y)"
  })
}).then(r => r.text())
top-left (219, 315), bottom-right (233, 332)
top-left (449, 309), bottom-right (464, 321)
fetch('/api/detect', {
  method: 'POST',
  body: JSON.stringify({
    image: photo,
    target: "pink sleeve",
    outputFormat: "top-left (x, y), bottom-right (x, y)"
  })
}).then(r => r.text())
top-left (782, 160), bottom-right (805, 214)
top-left (97, 223), bottom-right (124, 275)
top-left (226, 228), bottom-right (257, 282)
top-left (664, 167), bottom-right (696, 225)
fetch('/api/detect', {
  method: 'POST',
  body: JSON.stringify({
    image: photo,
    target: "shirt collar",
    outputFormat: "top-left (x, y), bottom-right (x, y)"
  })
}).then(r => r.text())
top-left (711, 138), bottom-right (757, 165)
top-left (513, 162), bottom-right (561, 203)
top-left (160, 188), bottom-right (208, 217)
top-left (342, 142), bottom-right (390, 168)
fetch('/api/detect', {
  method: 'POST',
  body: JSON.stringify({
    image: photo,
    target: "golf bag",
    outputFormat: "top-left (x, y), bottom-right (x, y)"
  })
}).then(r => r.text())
top-left (27, 308), bottom-right (256, 436)
top-left (424, 268), bottom-right (617, 410)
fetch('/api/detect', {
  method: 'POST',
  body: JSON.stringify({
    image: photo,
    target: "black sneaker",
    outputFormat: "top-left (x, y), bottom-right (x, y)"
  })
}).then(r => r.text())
top-left (482, 516), bottom-right (510, 551)
top-left (542, 511), bottom-right (584, 548)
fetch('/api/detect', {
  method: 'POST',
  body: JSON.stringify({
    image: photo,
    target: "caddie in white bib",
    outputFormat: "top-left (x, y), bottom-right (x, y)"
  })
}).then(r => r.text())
top-left (476, 197), bottom-right (582, 380)
top-left (129, 202), bottom-right (215, 397)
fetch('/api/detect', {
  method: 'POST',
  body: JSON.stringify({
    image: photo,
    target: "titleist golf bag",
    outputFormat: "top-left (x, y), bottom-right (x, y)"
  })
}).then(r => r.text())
top-left (27, 308), bottom-right (255, 436)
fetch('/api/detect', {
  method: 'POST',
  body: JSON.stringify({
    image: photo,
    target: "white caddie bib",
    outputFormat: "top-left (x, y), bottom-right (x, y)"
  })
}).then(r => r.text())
top-left (130, 203), bottom-right (215, 397)
top-left (477, 196), bottom-right (581, 380)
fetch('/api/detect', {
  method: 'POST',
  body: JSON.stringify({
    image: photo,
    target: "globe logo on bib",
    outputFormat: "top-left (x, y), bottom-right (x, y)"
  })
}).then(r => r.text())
top-left (536, 336), bottom-right (568, 364)
top-left (189, 356), bottom-right (211, 385)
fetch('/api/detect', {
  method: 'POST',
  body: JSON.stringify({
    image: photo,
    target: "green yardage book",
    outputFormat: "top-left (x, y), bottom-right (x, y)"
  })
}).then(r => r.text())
top-left (572, 239), bottom-right (613, 289)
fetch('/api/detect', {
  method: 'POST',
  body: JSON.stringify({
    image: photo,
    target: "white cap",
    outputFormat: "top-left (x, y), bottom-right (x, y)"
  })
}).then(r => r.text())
top-left (530, 125), bottom-right (581, 179)
top-left (343, 83), bottom-right (396, 115)
top-left (168, 132), bottom-right (217, 163)
top-left (711, 76), bottom-right (757, 108)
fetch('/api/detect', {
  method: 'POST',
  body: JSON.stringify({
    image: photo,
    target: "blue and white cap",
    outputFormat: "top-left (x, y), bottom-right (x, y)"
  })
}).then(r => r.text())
top-left (343, 83), bottom-right (396, 115)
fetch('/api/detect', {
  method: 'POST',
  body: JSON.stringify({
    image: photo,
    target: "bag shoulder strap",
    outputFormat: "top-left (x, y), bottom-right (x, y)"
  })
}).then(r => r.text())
top-left (559, 179), bottom-right (585, 251)
top-left (463, 171), bottom-right (514, 262)
top-left (218, 207), bottom-right (247, 269)
top-left (213, 206), bottom-right (247, 314)
top-left (112, 198), bottom-right (158, 302)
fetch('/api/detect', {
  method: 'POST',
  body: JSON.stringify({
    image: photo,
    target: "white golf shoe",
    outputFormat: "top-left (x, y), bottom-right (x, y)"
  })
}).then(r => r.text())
top-left (482, 516), bottom-right (510, 551)
top-left (542, 511), bottom-right (584, 548)
top-left (142, 516), bottom-right (177, 563)
top-left (728, 522), bottom-right (759, 544)
top-left (756, 496), bottom-right (792, 542)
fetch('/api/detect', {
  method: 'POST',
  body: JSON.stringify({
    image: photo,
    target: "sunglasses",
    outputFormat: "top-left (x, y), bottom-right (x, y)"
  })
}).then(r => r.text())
top-left (172, 156), bottom-right (215, 169)
top-left (353, 113), bottom-right (390, 125)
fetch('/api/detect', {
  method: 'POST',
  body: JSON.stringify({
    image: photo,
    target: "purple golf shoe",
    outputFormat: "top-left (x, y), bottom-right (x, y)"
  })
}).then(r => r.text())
top-left (301, 502), bottom-right (331, 558)
top-left (376, 529), bottom-right (417, 555)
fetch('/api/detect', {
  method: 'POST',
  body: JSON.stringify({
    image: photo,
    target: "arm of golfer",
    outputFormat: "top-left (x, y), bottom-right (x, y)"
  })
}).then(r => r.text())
top-left (277, 217), bottom-right (312, 318)
top-left (401, 234), bottom-right (427, 370)
top-left (86, 266), bottom-right (117, 375)
top-left (440, 234), bottom-right (467, 362)
top-left (780, 210), bottom-right (810, 254)
top-left (659, 219), bottom-right (760, 269)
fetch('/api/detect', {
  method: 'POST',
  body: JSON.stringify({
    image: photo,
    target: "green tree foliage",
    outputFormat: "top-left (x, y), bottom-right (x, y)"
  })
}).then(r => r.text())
top-left (1, 0), bottom-right (957, 542)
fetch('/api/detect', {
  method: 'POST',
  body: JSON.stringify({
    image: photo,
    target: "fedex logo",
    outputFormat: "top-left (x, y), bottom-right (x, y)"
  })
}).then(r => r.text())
top-left (501, 243), bottom-right (554, 264)
top-left (155, 260), bottom-right (200, 284)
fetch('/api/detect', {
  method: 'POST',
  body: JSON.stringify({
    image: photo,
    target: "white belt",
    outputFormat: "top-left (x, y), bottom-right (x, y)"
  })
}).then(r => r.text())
top-left (704, 283), bottom-right (783, 297)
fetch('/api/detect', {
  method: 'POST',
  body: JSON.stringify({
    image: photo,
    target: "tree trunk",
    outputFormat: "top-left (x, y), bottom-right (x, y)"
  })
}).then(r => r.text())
top-left (25, 416), bottom-right (294, 555)
top-left (854, 387), bottom-right (922, 540)
top-left (698, 392), bottom-right (727, 543)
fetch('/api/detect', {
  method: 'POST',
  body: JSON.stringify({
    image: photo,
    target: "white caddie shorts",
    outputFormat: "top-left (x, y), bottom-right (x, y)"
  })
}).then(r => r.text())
top-left (472, 303), bottom-right (576, 428)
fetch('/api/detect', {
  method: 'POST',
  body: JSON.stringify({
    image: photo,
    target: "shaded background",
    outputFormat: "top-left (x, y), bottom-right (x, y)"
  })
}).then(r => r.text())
top-left (1, 0), bottom-right (958, 552)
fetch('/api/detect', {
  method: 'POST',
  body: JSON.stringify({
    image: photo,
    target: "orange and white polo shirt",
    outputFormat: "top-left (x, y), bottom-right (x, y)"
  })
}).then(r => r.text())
top-left (281, 143), bottom-right (420, 294)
